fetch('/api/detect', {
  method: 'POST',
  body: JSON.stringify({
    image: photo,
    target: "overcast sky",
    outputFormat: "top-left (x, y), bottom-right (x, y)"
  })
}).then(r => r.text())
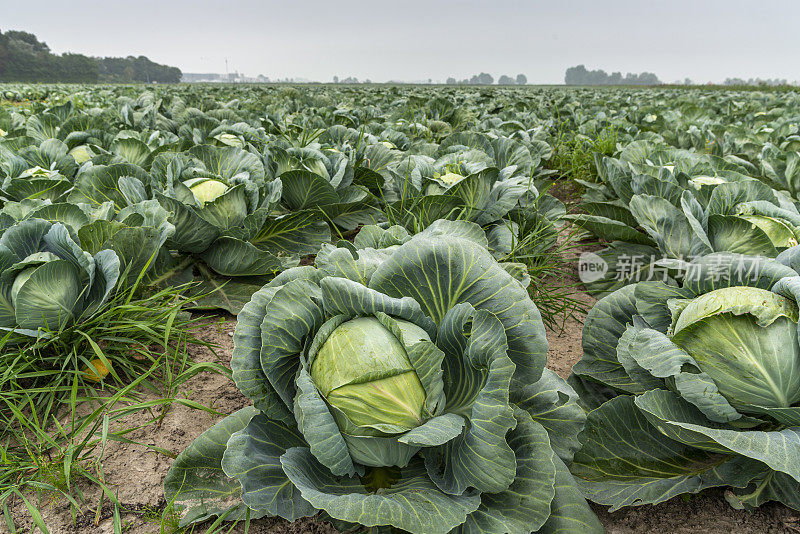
top-left (4, 0), bottom-right (799, 83)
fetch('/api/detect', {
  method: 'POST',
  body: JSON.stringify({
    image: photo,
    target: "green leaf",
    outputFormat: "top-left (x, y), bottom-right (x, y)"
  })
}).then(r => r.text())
top-left (538, 456), bottom-right (604, 534)
top-left (3, 178), bottom-right (72, 202)
top-left (426, 305), bottom-right (516, 494)
top-left (635, 389), bottom-right (800, 482)
top-left (455, 409), bottom-right (557, 534)
top-left (163, 407), bottom-right (266, 527)
top-left (353, 224), bottom-right (410, 249)
top-left (188, 277), bottom-right (268, 315)
top-left (571, 284), bottom-right (644, 393)
top-left (571, 395), bottom-right (766, 511)
top-left (231, 285), bottom-right (294, 422)
top-left (281, 448), bottom-right (481, 534)
top-left (82, 249), bottom-right (119, 316)
top-left (294, 368), bottom-right (356, 477)
top-left (417, 218), bottom-right (489, 248)
top-left (203, 237), bottom-right (284, 276)
top-left (321, 276), bottom-right (437, 338)
top-left (370, 235), bottom-right (548, 385)
top-left (563, 213), bottom-right (655, 246)
top-left (68, 163), bottom-right (151, 209)
top-left (397, 195), bottom-right (466, 229)
top-left (111, 138), bottom-right (151, 166)
top-left (280, 170), bottom-right (340, 210)
top-left (0, 247), bottom-right (16, 326)
top-left (448, 168), bottom-right (496, 220)
top-left (727, 471), bottom-right (800, 511)
top-left (581, 201), bottom-right (638, 227)
top-left (248, 210), bottom-right (331, 256)
top-left (706, 180), bottom-right (776, 216)
top-left (707, 214), bottom-right (778, 256)
top-left (260, 280), bottom-right (324, 409)
top-left (398, 413), bottom-right (464, 447)
top-left (188, 144), bottom-right (266, 183)
top-left (316, 245), bottom-right (392, 286)
top-left (221, 412), bottom-right (316, 520)
top-left (618, 322), bottom-right (740, 424)
top-left (628, 194), bottom-right (692, 258)
top-left (631, 173), bottom-right (684, 205)
top-left (0, 218), bottom-right (51, 259)
top-left (581, 242), bottom-right (661, 298)
top-left (14, 260), bottom-right (81, 330)
top-left (78, 220), bottom-right (165, 286)
top-left (26, 202), bottom-right (90, 230)
top-left (156, 193), bottom-right (220, 253)
top-left (195, 184), bottom-right (248, 230)
top-left (513, 368), bottom-right (586, 464)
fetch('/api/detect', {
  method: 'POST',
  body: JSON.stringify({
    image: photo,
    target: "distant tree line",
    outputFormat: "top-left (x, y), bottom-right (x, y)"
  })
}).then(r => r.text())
top-left (0, 29), bottom-right (182, 83)
top-left (332, 76), bottom-right (373, 84)
top-left (564, 65), bottom-right (660, 86)
top-left (723, 77), bottom-right (789, 86)
top-left (445, 73), bottom-right (527, 85)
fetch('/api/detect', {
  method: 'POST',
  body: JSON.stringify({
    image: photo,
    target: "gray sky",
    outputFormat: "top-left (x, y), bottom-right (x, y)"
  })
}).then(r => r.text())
top-left (4, 0), bottom-right (799, 83)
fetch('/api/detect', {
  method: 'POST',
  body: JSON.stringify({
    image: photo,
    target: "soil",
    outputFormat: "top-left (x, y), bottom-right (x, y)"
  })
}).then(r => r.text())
top-left (5, 249), bottom-right (800, 534)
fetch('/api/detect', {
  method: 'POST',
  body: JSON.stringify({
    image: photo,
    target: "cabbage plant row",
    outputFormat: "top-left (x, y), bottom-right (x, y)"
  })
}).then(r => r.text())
top-left (2, 84), bottom-right (800, 533)
top-left (0, 86), bottom-right (562, 319)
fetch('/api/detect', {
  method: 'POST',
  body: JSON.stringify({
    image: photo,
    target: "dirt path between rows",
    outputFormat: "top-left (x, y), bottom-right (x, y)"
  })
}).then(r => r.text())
top-left (6, 273), bottom-right (800, 534)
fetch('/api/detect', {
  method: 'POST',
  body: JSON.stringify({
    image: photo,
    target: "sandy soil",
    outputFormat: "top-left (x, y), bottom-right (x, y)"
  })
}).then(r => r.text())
top-left (5, 265), bottom-right (800, 533)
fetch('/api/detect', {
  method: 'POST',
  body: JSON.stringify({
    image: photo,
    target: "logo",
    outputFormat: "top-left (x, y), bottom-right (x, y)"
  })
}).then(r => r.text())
top-left (578, 252), bottom-right (608, 283)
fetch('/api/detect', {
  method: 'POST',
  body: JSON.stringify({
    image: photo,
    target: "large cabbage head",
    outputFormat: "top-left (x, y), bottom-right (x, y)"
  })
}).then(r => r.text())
top-left (669, 286), bottom-right (800, 410)
top-left (311, 316), bottom-right (429, 435)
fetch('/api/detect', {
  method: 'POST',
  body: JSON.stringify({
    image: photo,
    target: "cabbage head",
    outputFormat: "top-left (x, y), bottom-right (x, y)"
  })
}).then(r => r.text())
top-left (669, 286), bottom-right (800, 410)
top-left (164, 221), bottom-right (601, 534)
top-left (569, 252), bottom-right (800, 513)
top-left (0, 219), bottom-right (119, 331)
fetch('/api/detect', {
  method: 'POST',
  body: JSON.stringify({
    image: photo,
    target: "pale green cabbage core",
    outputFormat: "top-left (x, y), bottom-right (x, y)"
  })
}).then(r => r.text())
top-left (20, 166), bottom-right (57, 179)
top-left (10, 267), bottom-right (37, 306)
top-left (213, 133), bottom-right (244, 147)
top-left (439, 172), bottom-right (467, 187)
top-left (69, 145), bottom-right (93, 164)
top-left (739, 215), bottom-right (799, 248)
top-left (311, 316), bottom-right (427, 432)
top-left (183, 178), bottom-right (229, 206)
top-left (670, 286), bottom-right (800, 410)
top-left (690, 175), bottom-right (727, 187)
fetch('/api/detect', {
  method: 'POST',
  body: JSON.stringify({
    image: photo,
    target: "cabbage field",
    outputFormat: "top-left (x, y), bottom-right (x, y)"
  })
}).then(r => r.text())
top-left (1, 83), bottom-right (800, 534)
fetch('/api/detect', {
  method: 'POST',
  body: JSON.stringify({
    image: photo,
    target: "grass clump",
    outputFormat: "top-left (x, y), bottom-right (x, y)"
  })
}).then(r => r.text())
top-left (546, 125), bottom-right (617, 184)
top-left (0, 281), bottom-right (229, 533)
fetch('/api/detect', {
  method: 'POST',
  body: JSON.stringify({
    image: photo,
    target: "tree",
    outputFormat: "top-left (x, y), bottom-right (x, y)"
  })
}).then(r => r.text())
top-left (565, 64), bottom-right (589, 85)
top-left (498, 74), bottom-right (515, 85)
top-left (0, 34), bottom-right (8, 75)
top-left (476, 72), bottom-right (493, 85)
top-left (516, 73), bottom-right (527, 85)
top-left (446, 77), bottom-right (456, 85)
top-left (333, 75), bottom-right (339, 83)
top-left (0, 29), bottom-right (180, 83)
top-left (565, 64), bottom-right (660, 86)
top-left (5, 30), bottom-right (49, 53)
